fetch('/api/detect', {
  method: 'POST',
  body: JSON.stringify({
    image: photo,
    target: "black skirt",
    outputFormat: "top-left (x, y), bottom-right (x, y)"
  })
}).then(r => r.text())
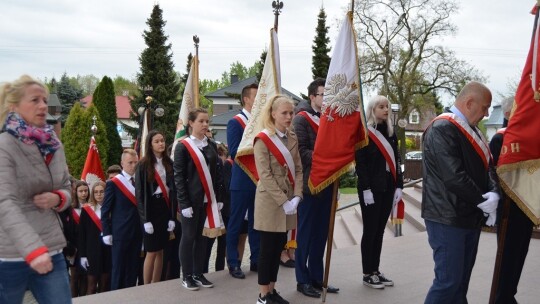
top-left (143, 194), bottom-right (170, 252)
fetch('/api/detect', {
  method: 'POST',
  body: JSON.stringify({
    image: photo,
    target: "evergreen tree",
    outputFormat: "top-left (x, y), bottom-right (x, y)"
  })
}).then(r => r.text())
top-left (131, 4), bottom-right (180, 144)
top-left (62, 104), bottom-right (109, 178)
top-left (255, 49), bottom-right (267, 83)
top-left (93, 76), bottom-right (123, 167)
top-left (57, 72), bottom-right (84, 126)
top-left (311, 7), bottom-right (331, 80)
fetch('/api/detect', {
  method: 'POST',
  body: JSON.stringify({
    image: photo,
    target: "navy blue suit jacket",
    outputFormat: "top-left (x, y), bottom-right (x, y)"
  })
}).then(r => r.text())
top-left (101, 176), bottom-right (142, 241)
top-left (227, 111), bottom-right (256, 191)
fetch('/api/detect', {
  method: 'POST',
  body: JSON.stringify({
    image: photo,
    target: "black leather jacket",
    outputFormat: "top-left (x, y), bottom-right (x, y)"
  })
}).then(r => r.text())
top-left (421, 118), bottom-right (499, 229)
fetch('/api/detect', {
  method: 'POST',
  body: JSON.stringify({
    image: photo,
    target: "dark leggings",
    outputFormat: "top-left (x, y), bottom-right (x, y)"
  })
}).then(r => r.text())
top-left (258, 231), bottom-right (287, 285)
top-left (179, 204), bottom-right (207, 277)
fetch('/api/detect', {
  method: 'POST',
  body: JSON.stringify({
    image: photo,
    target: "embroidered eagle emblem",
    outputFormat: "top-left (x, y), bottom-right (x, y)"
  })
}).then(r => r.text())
top-left (322, 73), bottom-right (359, 121)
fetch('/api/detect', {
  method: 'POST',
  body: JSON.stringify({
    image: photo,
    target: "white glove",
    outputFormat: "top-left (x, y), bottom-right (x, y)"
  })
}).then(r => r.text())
top-left (144, 222), bottom-right (154, 234)
top-left (167, 220), bottom-right (175, 232)
top-left (80, 257), bottom-right (89, 270)
top-left (282, 200), bottom-right (296, 215)
top-left (290, 196), bottom-right (301, 209)
top-left (477, 192), bottom-right (500, 214)
top-left (102, 235), bottom-right (113, 246)
top-left (393, 188), bottom-right (403, 207)
top-left (363, 190), bottom-right (375, 206)
top-left (485, 211), bottom-right (497, 226)
top-left (182, 207), bottom-right (194, 218)
top-left (217, 202), bottom-right (224, 211)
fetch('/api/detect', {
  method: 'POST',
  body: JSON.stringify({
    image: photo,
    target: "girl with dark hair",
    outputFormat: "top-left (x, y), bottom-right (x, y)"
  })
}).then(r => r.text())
top-left (174, 107), bottom-right (224, 291)
top-left (135, 130), bottom-right (177, 284)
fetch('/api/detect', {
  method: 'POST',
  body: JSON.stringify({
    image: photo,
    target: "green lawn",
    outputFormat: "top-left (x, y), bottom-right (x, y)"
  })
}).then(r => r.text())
top-left (339, 187), bottom-right (358, 194)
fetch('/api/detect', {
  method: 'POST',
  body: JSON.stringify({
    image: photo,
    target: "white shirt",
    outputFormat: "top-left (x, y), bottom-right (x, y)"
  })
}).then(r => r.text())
top-left (189, 135), bottom-right (208, 149)
top-left (242, 108), bottom-right (252, 120)
top-left (154, 157), bottom-right (168, 195)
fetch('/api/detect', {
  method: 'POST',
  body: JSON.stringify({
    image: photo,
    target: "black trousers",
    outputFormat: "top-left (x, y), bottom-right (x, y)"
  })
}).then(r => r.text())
top-left (495, 200), bottom-right (533, 304)
top-left (110, 237), bottom-right (141, 290)
top-left (258, 231), bottom-right (287, 285)
top-left (359, 174), bottom-right (394, 274)
top-left (179, 203), bottom-right (207, 277)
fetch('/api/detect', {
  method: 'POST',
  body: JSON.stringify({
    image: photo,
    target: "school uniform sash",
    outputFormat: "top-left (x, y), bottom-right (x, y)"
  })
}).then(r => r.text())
top-left (111, 174), bottom-right (137, 207)
top-left (254, 129), bottom-right (296, 187)
top-left (233, 113), bottom-right (248, 129)
top-left (432, 113), bottom-right (492, 170)
top-left (71, 208), bottom-right (81, 225)
top-left (496, 127), bottom-right (506, 135)
top-left (297, 111), bottom-right (320, 133)
top-left (154, 169), bottom-right (170, 209)
top-left (82, 205), bottom-right (102, 232)
top-left (181, 138), bottom-right (224, 238)
top-left (368, 126), bottom-right (404, 224)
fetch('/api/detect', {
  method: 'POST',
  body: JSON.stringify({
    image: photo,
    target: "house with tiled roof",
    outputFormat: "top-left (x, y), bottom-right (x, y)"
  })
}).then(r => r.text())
top-left (485, 104), bottom-right (504, 141)
top-left (81, 94), bottom-right (136, 147)
top-left (205, 75), bottom-right (303, 144)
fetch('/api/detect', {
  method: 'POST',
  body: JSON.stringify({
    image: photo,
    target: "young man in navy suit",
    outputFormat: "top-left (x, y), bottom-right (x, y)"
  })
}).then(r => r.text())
top-left (101, 149), bottom-right (142, 290)
top-left (226, 83), bottom-right (260, 278)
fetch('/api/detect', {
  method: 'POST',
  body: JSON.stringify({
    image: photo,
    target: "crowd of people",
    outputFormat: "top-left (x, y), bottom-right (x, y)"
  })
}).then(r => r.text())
top-left (0, 75), bottom-right (533, 304)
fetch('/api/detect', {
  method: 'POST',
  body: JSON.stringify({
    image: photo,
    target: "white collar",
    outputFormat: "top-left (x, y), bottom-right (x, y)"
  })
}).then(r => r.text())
top-left (276, 128), bottom-right (287, 138)
top-left (122, 170), bottom-right (134, 180)
top-left (189, 135), bottom-right (208, 148)
top-left (242, 108), bottom-right (251, 120)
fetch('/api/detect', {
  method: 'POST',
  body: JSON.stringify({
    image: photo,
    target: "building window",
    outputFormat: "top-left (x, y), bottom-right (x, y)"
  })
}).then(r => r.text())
top-left (228, 105), bottom-right (233, 110)
top-left (409, 109), bottom-right (420, 125)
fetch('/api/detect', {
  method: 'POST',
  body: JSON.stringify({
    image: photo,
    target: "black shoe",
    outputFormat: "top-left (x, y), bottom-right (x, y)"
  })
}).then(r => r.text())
top-left (257, 293), bottom-right (276, 304)
top-left (192, 274), bottom-right (214, 288)
top-left (363, 274), bottom-right (384, 289)
top-left (229, 266), bottom-right (245, 279)
top-left (250, 263), bottom-right (258, 272)
top-left (312, 281), bottom-right (340, 293)
top-left (296, 283), bottom-right (321, 298)
top-left (375, 272), bottom-right (394, 286)
top-left (279, 259), bottom-right (295, 268)
top-left (182, 275), bottom-right (200, 291)
top-left (269, 289), bottom-right (289, 304)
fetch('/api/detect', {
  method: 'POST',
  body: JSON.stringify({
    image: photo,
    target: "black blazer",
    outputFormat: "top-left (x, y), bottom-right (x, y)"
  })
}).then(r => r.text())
top-left (173, 139), bottom-right (223, 211)
top-left (101, 176), bottom-right (142, 241)
top-left (135, 163), bottom-right (177, 224)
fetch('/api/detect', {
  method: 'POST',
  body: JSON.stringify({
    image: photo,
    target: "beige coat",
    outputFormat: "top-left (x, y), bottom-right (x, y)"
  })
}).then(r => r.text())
top-left (0, 133), bottom-right (71, 259)
top-left (253, 129), bottom-right (303, 232)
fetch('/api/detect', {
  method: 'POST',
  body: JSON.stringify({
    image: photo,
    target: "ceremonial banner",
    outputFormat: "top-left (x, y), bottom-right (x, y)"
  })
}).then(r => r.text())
top-left (172, 54), bottom-right (199, 157)
top-left (235, 28), bottom-right (281, 182)
top-left (497, 7), bottom-right (540, 225)
top-left (139, 109), bottom-right (149, 158)
top-left (308, 12), bottom-right (369, 194)
top-left (81, 136), bottom-right (105, 187)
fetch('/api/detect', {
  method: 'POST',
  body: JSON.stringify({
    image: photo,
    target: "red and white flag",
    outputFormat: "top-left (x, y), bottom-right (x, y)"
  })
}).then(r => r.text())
top-left (81, 136), bottom-right (105, 187)
top-left (308, 12), bottom-right (369, 194)
top-left (497, 6), bottom-right (540, 225)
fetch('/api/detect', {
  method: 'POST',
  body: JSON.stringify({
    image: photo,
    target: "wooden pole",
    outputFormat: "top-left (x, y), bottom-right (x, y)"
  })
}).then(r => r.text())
top-left (488, 195), bottom-right (511, 304)
top-left (321, 181), bottom-right (339, 302)
top-left (193, 35), bottom-right (200, 108)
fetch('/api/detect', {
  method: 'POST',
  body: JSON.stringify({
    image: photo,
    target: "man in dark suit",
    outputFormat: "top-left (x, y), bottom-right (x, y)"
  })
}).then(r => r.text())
top-left (226, 83), bottom-right (260, 279)
top-left (101, 149), bottom-right (142, 290)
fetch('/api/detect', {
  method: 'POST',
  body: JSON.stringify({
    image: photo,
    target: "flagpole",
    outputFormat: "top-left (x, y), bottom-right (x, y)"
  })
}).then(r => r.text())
top-left (193, 35), bottom-right (200, 108)
top-left (272, 1), bottom-right (284, 33)
top-left (488, 195), bottom-right (511, 304)
top-left (322, 181), bottom-right (339, 302)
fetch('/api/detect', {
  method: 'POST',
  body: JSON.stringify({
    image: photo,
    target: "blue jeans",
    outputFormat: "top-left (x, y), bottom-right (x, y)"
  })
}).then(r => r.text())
top-left (0, 253), bottom-right (71, 304)
top-left (424, 220), bottom-right (481, 304)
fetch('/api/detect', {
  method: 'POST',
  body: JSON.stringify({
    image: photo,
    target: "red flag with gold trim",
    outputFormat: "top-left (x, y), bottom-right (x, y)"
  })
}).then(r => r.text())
top-left (308, 12), bottom-right (369, 194)
top-left (497, 6), bottom-right (540, 225)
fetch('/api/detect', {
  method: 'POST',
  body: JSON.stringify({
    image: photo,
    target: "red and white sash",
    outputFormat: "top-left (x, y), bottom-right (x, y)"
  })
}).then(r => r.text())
top-left (154, 169), bottom-right (170, 209)
top-left (433, 113), bottom-right (492, 169)
top-left (181, 138), bottom-right (223, 234)
top-left (71, 208), bottom-right (81, 225)
top-left (82, 205), bottom-right (102, 232)
top-left (297, 111), bottom-right (320, 133)
top-left (111, 174), bottom-right (136, 207)
top-left (496, 127), bottom-right (506, 135)
top-left (368, 126), bottom-right (404, 224)
top-left (233, 113), bottom-right (248, 129)
top-left (254, 129), bottom-right (295, 186)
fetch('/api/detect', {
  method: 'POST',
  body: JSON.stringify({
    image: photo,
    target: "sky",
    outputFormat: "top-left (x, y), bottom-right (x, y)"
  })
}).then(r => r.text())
top-left (0, 0), bottom-right (534, 106)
